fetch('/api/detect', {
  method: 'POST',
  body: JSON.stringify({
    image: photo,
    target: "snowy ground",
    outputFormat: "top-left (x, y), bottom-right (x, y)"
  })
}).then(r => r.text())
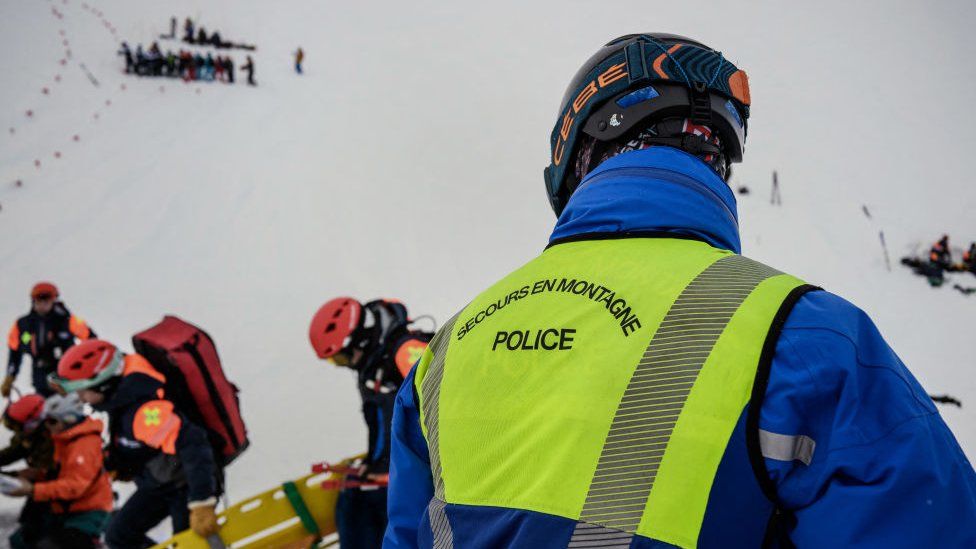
top-left (0, 0), bottom-right (974, 542)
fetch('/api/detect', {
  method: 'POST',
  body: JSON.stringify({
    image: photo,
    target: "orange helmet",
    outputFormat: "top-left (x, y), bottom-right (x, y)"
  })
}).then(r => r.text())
top-left (309, 297), bottom-right (362, 359)
top-left (51, 339), bottom-right (124, 393)
top-left (4, 394), bottom-right (45, 433)
top-left (30, 282), bottom-right (59, 300)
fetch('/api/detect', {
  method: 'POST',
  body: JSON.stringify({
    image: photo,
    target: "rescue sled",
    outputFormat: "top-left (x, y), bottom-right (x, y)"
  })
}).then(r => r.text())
top-left (151, 455), bottom-right (364, 549)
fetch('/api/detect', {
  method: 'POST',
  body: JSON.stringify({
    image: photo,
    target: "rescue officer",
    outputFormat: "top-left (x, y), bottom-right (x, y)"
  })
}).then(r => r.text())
top-left (309, 297), bottom-right (433, 549)
top-left (50, 339), bottom-right (220, 548)
top-left (5, 282), bottom-right (95, 397)
top-left (385, 34), bottom-right (976, 547)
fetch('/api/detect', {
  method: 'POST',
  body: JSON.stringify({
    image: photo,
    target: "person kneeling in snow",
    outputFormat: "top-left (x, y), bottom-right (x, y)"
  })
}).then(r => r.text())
top-left (1, 394), bottom-right (54, 547)
top-left (50, 339), bottom-right (221, 548)
top-left (6, 393), bottom-right (112, 549)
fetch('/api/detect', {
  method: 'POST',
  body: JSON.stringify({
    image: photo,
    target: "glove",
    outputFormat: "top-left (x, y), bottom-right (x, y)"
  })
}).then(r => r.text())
top-left (4, 478), bottom-right (32, 497)
top-left (1, 376), bottom-right (13, 398)
top-left (189, 501), bottom-right (220, 538)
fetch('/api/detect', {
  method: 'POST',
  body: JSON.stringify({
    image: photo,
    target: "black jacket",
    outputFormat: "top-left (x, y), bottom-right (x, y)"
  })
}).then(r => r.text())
top-left (354, 300), bottom-right (432, 475)
top-left (98, 360), bottom-right (218, 503)
top-left (6, 302), bottom-right (95, 378)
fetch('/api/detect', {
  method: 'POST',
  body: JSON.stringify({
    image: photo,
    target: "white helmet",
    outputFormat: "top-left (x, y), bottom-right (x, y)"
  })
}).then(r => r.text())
top-left (43, 393), bottom-right (86, 425)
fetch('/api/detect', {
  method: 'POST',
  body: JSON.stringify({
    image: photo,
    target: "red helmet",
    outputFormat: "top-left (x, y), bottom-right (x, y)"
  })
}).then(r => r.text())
top-left (4, 394), bottom-right (45, 433)
top-left (309, 297), bottom-right (362, 359)
top-left (30, 282), bottom-right (59, 300)
top-left (52, 339), bottom-right (124, 392)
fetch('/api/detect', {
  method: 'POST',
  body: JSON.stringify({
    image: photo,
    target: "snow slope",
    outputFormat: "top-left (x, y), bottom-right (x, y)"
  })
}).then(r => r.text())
top-left (1, 0), bottom-right (974, 535)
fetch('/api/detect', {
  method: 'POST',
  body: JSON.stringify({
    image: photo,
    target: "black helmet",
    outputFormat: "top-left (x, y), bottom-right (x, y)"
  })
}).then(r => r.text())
top-left (544, 33), bottom-right (751, 216)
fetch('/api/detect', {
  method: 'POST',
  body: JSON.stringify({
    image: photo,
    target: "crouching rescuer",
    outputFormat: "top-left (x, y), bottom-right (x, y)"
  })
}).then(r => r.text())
top-left (50, 339), bottom-right (221, 547)
top-left (5, 393), bottom-right (112, 549)
top-left (384, 34), bottom-right (976, 548)
top-left (309, 297), bottom-right (434, 549)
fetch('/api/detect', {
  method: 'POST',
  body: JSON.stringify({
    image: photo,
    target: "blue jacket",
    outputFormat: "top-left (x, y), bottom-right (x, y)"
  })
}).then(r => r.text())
top-left (385, 147), bottom-right (976, 547)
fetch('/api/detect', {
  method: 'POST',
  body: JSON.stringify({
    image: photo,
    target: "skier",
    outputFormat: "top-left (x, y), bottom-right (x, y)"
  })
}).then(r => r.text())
top-left (5, 282), bottom-right (95, 398)
top-left (384, 34), bottom-right (976, 548)
top-left (309, 297), bottom-right (433, 549)
top-left (204, 53), bottom-right (215, 81)
top-left (50, 339), bottom-right (221, 547)
top-left (1, 394), bottom-right (53, 548)
top-left (241, 55), bottom-right (255, 86)
top-left (183, 18), bottom-right (194, 44)
top-left (118, 42), bottom-right (134, 73)
top-left (225, 56), bottom-right (235, 84)
top-left (5, 393), bottom-right (112, 549)
top-left (197, 27), bottom-right (208, 46)
top-left (214, 56), bottom-right (225, 82)
top-left (294, 47), bottom-right (304, 74)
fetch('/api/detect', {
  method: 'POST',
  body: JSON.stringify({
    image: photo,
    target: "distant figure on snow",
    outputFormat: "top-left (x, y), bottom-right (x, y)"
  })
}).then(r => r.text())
top-left (294, 47), bottom-right (304, 74)
top-left (163, 16), bottom-right (176, 39)
top-left (183, 17), bottom-right (194, 43)
top-left (225, 56), bottom-right (235, 84)
top-left (197, 27), bottom-right (209, 46)
top-left (929, 234), bottom-right (952, 270)
top-left (770, 170), bottom-right (782, 205)
top-left (241, 55), bottom-right (255, 86)
top-left (958, 242), bottom-right (976, 275)
top-left (118, 42), bottom-right (133, 73)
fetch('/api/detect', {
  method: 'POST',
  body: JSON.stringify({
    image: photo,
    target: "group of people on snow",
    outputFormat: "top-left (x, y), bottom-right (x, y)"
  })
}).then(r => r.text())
top-left (0, 280), bottom-right (432, 548)
top-left (117, 42), bottom-right (255, 86)
top-left (179, 17), bottom-right (253, 51)
top-left (2, 283), bottom-right (222, 548)
top-left (902, 234), bottom-right (976, 290)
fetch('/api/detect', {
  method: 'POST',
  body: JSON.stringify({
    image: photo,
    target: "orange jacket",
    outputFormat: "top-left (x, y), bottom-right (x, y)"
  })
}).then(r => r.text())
top-left (32, 417), bottom-right (112, 514)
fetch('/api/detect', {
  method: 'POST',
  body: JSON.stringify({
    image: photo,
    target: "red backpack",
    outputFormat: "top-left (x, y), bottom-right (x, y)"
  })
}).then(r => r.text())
top-left (132, 316), bottom-right (248, 466)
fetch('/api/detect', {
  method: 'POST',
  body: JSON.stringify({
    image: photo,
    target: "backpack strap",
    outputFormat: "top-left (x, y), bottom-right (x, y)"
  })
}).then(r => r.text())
top-left (746, 284), bottom-right (821, 548)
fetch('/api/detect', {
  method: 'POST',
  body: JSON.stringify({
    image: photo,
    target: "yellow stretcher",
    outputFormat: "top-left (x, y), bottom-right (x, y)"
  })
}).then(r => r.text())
top-left (152, 455), bottom-right (363, 549)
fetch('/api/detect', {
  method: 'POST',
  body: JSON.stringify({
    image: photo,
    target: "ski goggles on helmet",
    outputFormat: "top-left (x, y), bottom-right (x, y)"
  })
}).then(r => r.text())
top-left (48, 349), bottom-right (124, 393)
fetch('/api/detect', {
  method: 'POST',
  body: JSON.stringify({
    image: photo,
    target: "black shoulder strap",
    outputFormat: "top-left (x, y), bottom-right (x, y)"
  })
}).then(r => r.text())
top-left (747, 284), bottom-right (822, 548)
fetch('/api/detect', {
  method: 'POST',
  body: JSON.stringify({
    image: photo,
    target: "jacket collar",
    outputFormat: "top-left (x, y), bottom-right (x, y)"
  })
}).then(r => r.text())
top-left (53, 417), bottom-right (104, 441)
top-left (549, 147), bottom-right (741, 254)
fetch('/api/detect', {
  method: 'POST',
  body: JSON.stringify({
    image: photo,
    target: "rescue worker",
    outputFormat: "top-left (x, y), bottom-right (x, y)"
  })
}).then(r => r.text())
top-left (929, 234), bottom-right (952, 269)
top-left (385, 34), bottom-right (976, 547)
top-left (0, 394), bottom-right (54, 547)
top-left (50, 339), bottom-right (220, 548)
top-left (309, 297), bottom-right (433, 549)
top-left (5, 282), bottom-right (96, 398)
top-left (961, 242), bottom-right (975, 275)
top-left (6, 393), bottom-right (112, 549)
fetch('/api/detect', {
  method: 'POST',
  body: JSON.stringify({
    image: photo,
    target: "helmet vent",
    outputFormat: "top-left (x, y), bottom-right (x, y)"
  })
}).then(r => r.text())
top-left (325, 322), bottom-right (336, 333)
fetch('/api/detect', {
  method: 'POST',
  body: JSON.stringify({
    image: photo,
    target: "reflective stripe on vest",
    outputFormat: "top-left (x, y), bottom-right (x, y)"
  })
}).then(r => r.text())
top-left (415, 238), bottom-right (807, 548)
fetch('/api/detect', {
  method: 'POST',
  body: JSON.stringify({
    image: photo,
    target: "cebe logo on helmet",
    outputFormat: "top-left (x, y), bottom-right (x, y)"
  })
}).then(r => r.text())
top-left (30, 281), bottom-right (59, 300)
top-left (544, 33), bottom-right (752, 216)
top-left (49, 339), bottom-right (124, 393)
top-left (4, 394), bottom-right (45, 433)
top-left (309, 297), bottom-right (363, 360)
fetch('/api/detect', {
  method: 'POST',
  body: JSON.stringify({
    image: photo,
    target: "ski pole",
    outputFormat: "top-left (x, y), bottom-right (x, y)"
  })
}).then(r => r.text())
top-left (879, 231), bottom-right (891, 272)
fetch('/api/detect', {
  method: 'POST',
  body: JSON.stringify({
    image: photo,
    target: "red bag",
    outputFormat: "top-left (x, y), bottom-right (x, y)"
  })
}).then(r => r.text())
top-left (133, 316), bottom-right (248, 466)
